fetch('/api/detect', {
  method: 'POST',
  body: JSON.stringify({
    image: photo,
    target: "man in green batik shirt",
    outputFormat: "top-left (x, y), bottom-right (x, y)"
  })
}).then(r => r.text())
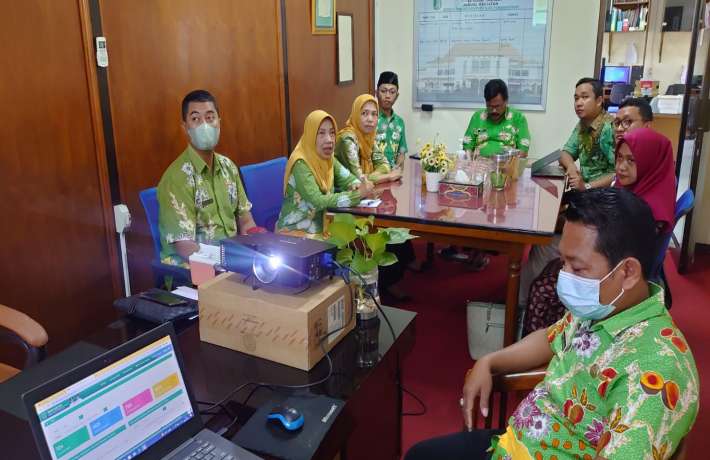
top-left (157, 90), bottom-right (257, 266)
top-left (463, 79), bottom-right (531, 158)
top-left (375, 71), bottom-right (408, 169)
top-left (560, 78), bottom-right (616, 191)
top-left (405, 189), bottom-right (698, 460)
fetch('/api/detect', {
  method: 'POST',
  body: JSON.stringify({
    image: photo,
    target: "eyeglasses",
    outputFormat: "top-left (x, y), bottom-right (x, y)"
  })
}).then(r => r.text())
top-left (612, 118), bottom-right (638, 129)
top-left (378, 87), bottom-right (398, 96)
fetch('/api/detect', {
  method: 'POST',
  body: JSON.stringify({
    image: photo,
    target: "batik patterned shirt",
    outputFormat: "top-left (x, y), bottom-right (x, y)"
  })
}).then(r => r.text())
top-left (157, 145), bottom-right (251, 265)
top-left (376, 109), bottom-right (408, 167)
top-left (276, 159), bottom-right (360, 235)
top-left (563, 112), bottom-right (616, 183)
top-left (334, 132), bottom-right (390, 180)
top-left (463, 108), bottom-right (531, 157)
top-left (491, 284), bottom-right (699, 460)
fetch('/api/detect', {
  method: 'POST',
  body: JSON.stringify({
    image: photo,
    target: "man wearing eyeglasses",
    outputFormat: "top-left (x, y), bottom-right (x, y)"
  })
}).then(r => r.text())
top-left (376, 71), bottom-right (409, 170)
top-left (157, 89), bottom-right (258, 266)
top-left (614, 97), bottom-right (653, 143)
top-left (463, 79), bottom-right (531, 158)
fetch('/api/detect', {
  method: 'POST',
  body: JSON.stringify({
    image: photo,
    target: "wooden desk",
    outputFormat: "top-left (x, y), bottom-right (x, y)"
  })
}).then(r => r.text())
top-left (333, 159), bottom-right (565, 346)
top-left (0, 306), bottom-right (416, 460)
top-left (652, 113), bottom-right (682, 161)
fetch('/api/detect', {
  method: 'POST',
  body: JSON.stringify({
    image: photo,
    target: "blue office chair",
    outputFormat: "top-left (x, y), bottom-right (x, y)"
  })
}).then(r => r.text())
top-left (654, 190), bottom-right (694, 309)
top-left (139, 187), bottom-right (191, 288)
top-left (240, 157), bottom-right (287, 231)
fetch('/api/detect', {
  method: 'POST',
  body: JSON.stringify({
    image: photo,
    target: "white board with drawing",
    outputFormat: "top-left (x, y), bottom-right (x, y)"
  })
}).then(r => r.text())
top-left (413, 0), bottom-right (553, 110)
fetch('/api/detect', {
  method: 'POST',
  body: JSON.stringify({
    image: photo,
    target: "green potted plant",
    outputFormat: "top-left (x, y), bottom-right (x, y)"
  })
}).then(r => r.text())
top-left (326, 213), bottom-right (416, 319)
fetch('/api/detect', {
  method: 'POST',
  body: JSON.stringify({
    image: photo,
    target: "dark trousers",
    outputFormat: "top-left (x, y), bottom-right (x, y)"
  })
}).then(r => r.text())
top-left (403, 429), bottom-right (504, 460)
top-left (378, 240), bottom-right (415, 289)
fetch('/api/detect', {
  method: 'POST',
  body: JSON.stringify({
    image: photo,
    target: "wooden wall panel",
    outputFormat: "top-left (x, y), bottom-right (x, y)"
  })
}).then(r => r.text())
top-left (99, 0), bottom-right (288, 291)
top-left (0, 0), bottom-right (121, 353)
top-left (285, 0), bottom-right (374, 145)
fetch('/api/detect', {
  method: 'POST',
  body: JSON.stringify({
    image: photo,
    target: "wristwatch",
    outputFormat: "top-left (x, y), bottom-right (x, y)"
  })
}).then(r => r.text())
top-left (584, 182), bottom-right (592, 190)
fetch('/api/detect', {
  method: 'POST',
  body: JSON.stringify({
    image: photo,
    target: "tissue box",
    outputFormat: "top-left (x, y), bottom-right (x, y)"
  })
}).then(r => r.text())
top-left (188, 243), bottom-right (220, 285)
top-left (438, 181), bottom-right (485, 209)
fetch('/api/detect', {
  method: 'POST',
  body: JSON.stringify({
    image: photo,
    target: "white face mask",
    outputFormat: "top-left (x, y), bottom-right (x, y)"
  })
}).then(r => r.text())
top-left (188, 122), bottom-right (220, 151)
top-left (556, 261), bottom-right (625, 320)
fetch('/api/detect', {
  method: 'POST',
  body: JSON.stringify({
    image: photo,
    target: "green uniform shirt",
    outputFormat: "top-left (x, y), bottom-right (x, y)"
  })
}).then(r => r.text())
top-left (157, 145), bottom-right (251, 265)
top-left (462, 107), bottom-right (531, 157)
top-left (491, 284), bottom-right (698, 460)
top-left (334, 132), bottom-right (390, 180)
top-left (276, 159), bottom-right (361, 235)
top-left (563, 111), bottom-right (616, 183)
top-left (376, 109), bottom-right (408, 167)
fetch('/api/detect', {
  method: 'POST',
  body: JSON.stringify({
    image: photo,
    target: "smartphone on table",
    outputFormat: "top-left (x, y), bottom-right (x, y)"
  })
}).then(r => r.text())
top-left (138, 289), bottom-right (188, 307)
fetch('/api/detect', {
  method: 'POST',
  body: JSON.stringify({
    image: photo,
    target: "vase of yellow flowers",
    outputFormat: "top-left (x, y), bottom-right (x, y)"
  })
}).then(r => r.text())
top-left (420, 138), bottom-right (454, 193)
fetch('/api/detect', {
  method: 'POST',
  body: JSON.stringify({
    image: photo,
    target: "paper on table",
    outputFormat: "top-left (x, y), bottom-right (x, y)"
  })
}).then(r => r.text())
top-left (358, 199), bottom-right (382, 208)
top-left (171, 286), bottom-right (198, 300)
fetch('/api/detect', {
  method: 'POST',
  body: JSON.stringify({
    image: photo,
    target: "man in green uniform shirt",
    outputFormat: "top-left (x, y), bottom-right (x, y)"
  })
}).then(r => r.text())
top-left (463, 79), bottom-right (531, 158)
top-left (560, 78), bottom-right (616, 191)
top-left (406, 188), bottom-right (698, 460)
top-left (157, 89), bottom-right (257, 266)
top-left (375, 71), bottom-right (408, 169)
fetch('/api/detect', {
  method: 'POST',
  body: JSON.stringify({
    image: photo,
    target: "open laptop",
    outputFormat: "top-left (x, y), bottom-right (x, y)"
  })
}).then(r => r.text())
top-left (22, 323), bottom-right (261, 460)
top-left (531, 149), bottom-right (566, 178)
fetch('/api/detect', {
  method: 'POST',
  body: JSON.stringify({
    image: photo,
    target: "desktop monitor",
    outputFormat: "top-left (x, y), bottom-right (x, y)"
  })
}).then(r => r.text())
top-left (603, 66), bottom-right (631, 84)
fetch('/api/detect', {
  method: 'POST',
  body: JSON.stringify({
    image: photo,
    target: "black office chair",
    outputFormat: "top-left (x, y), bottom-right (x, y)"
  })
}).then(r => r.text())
top-left (666, 84), bottom-right (686, 95)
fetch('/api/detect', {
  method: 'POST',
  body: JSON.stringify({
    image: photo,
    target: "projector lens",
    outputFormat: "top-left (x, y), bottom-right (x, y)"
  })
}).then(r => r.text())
top-left (253, 253), bottom-right (280, 284)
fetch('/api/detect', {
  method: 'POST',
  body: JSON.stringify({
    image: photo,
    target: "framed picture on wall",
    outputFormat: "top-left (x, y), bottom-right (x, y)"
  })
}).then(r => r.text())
top-left (337, 13), bottom-right (354, 85)
top-left (312, 0), bottom-right (336, 35)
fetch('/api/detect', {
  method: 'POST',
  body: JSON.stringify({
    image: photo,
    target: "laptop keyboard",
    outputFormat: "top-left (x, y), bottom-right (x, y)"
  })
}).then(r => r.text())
top-left (181, 438), bottom-right (236, 460)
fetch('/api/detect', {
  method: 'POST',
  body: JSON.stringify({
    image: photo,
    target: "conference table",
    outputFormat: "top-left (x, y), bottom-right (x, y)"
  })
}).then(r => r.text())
top-left (0, 306), bottom-right (416, 460)
top-left (333, 158), bottom-right (565, 346)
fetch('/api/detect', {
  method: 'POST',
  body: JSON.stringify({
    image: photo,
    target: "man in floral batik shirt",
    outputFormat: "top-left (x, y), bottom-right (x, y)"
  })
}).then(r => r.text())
top-left (375, 71), bottom-right (408, 169)
top-left (405, 188), bottom-right (698, 460)
top-left (157, 90), bottom-right (256, 266)
top-left (560, 78), bottom-right (616, 192)
top-left (463, 79), bottom-right (531, 158)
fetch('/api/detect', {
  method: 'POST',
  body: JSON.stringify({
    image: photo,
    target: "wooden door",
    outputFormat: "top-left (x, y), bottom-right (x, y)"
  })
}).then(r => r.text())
top-left (99, 0), bottom-right (288, 291)
top-left (0, 0), bottom-right (121, 353)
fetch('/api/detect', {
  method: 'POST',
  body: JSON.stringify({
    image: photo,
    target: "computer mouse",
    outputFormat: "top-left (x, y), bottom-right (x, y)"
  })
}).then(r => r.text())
top-left (266, 405), bottom-right (304, 431)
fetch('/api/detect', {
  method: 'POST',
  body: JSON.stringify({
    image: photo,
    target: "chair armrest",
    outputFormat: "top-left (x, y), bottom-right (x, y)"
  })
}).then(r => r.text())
top-left (472, 366), bottom-right (548, 430)
top-left (492, 367), bottom-right (547, 392)
top-left (0, 304), bottom-right (48, 348)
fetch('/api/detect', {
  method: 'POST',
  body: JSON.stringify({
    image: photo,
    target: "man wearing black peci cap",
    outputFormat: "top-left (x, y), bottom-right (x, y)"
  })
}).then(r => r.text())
top-left (375, 71), bottom-right (409, 169)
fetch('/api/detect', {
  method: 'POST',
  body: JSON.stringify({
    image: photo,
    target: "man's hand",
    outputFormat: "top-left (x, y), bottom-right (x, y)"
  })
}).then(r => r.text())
top-left (462, 357), bottom-right (493, 431)
top-left (238, 212), bottom-right (257, 235)
top-left (568, 174), bottom-right (586, 191)
top-left (395, 152), bottom-right (405, 169)
top-left (173, 240), bottom-right (200, 260)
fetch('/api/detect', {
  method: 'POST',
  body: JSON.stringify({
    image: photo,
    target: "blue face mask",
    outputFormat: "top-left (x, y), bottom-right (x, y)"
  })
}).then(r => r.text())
top-left (556, 261), bottom-right (625, 320)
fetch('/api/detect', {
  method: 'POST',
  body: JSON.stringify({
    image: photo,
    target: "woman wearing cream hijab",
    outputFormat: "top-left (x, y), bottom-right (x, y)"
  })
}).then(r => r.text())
top-left (277, 110), bottom-right (374, 236)
top-left (335, 94), bottom-right (403, 184)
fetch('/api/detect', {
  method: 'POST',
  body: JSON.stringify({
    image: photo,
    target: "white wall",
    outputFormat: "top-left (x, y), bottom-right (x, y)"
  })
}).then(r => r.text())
top-left (374, 0), bottom-right (601, 159)
top-left (602, 31), bottom-right (692, 94)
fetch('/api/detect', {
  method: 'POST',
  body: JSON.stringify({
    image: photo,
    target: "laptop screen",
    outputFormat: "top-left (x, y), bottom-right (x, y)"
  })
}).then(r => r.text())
top-left (31, 334), bottom-right (194, 460)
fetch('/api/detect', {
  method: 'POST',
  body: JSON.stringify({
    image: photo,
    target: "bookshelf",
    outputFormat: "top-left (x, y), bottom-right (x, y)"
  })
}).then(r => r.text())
top-left (604, 0), bottom-right (651, 65)
top-left (607, 0), bottom-right (650, 32)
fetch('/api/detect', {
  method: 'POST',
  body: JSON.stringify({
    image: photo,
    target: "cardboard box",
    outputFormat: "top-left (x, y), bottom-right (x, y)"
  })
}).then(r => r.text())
top-left (198, 273), bottom-right (354, 370)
